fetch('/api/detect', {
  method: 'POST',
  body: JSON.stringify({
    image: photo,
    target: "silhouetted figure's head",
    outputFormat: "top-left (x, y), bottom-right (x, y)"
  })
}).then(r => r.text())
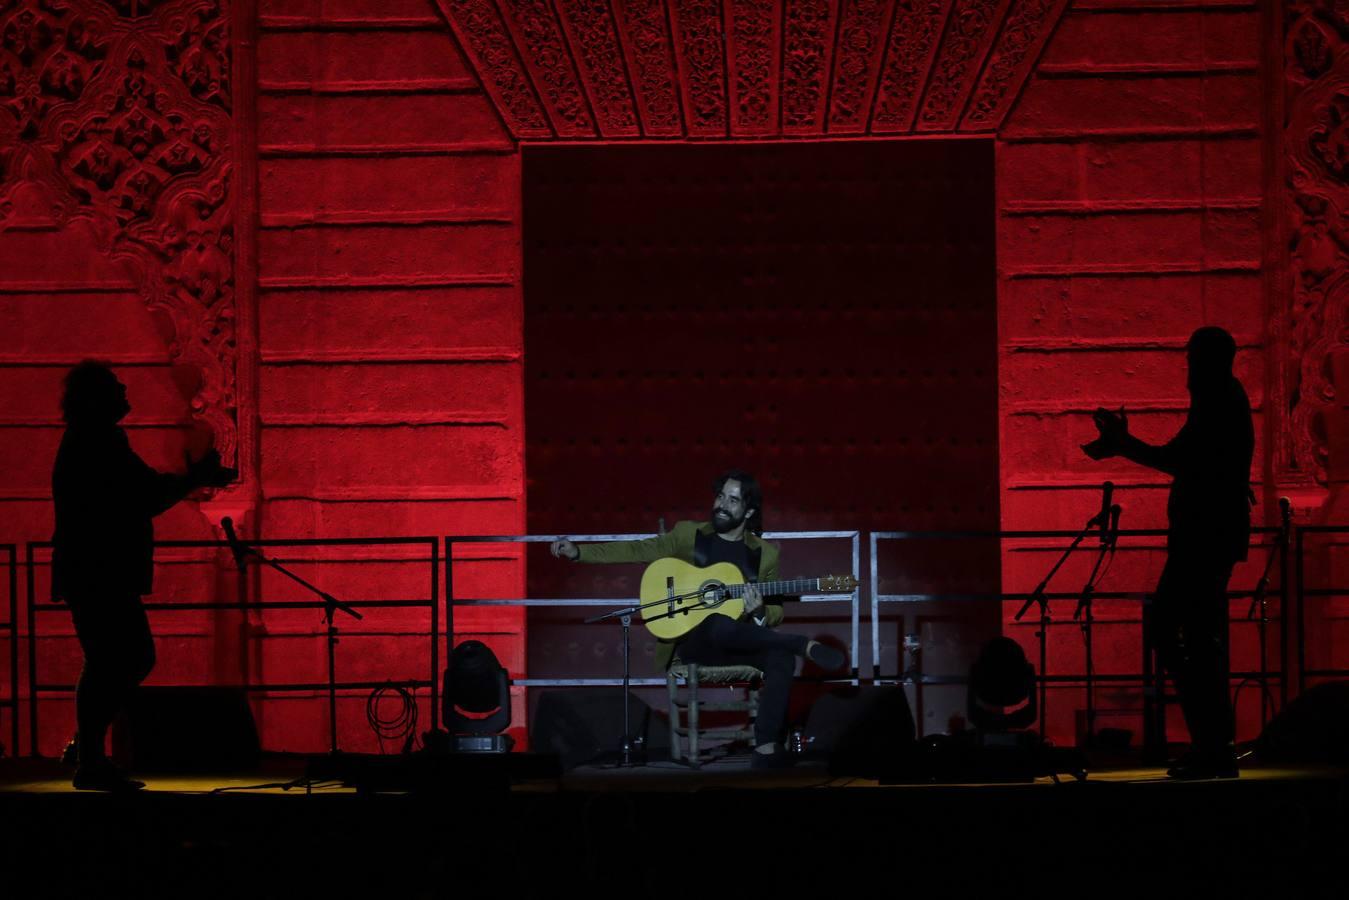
top-left (1186, 326), bottom-right (1237, 396)
top-left (61, 361), bottom-right (130, 426)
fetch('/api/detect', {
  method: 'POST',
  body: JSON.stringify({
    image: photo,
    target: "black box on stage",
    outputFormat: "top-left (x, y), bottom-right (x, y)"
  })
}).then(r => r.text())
top-left (531, 689), bottom-right (669, 770)
top-left (111, 686), bottom-right (260, 772)
top-left (805, 685), bottom-right (916, 772)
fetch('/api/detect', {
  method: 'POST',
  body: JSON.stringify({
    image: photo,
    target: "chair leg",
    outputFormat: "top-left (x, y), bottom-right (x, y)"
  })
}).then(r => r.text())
top-left (688, 664), bottom-right (700, 769)
top-left (665, 671), bottom-right (681, 763)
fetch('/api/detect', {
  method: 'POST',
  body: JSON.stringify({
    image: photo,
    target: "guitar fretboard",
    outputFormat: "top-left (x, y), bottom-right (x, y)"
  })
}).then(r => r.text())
top-left (722, 578), bottom-right (845, 596)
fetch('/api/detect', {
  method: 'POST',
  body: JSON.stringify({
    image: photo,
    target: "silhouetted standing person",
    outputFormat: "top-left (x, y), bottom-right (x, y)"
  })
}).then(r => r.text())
top-left (1084, 327), bottom-right (1253, 778)
top-left (52, 362), bottom-right (233, 790)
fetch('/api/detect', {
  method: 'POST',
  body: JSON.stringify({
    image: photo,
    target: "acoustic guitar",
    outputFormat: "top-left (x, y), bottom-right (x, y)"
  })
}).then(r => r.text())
top-left (639, 557), bottom-right (858, 640)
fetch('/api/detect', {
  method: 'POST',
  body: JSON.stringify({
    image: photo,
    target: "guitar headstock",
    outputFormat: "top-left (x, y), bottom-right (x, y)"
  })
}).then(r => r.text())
top-left (818, 574), bottom-right (859, 593)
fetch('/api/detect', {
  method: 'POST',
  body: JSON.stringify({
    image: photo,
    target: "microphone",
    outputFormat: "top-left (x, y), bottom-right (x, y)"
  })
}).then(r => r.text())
top-left (221, 516), bottom-right (247, 571)
top-left (1096, 481), bottom-right (1114, 545)
top-left (1276, 496), bottom-right (1293, 549)
top-left (1108, 504), bottom-right (1121, 548)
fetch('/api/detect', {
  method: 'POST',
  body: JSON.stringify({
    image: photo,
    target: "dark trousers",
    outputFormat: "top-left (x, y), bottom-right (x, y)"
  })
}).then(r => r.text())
top-left (1152, 553), bottom-right (1236, 757)
top-left (68, 593), bottom-right (156, 764)
top-left (675, 615), bottom-right (808, 747)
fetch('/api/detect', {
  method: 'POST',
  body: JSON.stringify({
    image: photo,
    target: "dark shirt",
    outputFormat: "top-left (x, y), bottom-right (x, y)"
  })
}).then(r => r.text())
top-left (51, 424), bottom-right (189, 601)
top-left (693, 530), bottom-right (756, 582)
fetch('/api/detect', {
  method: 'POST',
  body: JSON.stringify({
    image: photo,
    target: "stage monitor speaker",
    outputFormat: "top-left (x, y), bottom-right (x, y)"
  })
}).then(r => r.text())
top-left (804, 685), bottom-right (916, 776)
top-left (111, 686), bottom-right (260, 772)
top-left (531, 689), bottom-right (668, 770)
top-left (1256, 680), bottom-right (1349, 765)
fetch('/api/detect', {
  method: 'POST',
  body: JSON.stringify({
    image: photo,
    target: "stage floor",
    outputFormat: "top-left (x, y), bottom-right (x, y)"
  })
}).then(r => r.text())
top-left (2, 754), bottom-right (1345, 897)
top-left (0, 752), bottom-right (1339, 793)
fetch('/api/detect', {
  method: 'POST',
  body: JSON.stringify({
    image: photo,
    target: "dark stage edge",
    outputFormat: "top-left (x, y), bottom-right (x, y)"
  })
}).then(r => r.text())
top-left (1, 755), bottom-right (1346, 898)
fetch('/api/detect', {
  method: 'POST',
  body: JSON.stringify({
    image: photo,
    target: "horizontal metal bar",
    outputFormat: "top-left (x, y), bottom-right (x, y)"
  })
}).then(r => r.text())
top-left (873, 672), bottom-right (1286, 685)
top-left (876, 592), bottom-right (1147, 603)
top-left (24, 538), bottom-right (436, 551)
top-left (445, 531), bottom-right (859, 545)
top-left (513, 678), bottom-right (669, 687)
top-left (762, 531), bottom-right (860, 540)
top-left (35, 680), bottom-right (435, 693)
top-left (870, 527), bottom-right (1283, 540)
top-left (447, 534), bottom-right (655, 543)
top-left (33, 599), bottom-right (433, 613)
top-left (513, 677), bottom-right (860, 687)
top-left (875, 589), bottom-right (1273, 603)
top-left (452, 594), bottom-right (856, 607)
top-left (871, 675), bottom-right (970, 686)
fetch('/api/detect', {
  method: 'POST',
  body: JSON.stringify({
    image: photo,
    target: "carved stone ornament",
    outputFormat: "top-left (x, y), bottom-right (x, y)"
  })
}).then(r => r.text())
top-left (557, 0), bottom-right (639, 135)
top-left (0, 0), bottom-right (239, 466)
top-left (781, 0), bottom-right (834, 131)
top-left (671, 0), bottom-right (728, 134)
top-left (963, 0), bottom-right (1062, 129)
top-left (728, 0), bottom-right (775, 134)
top-left (827, 0), bottom-right (888, 131)
top-left (916, 0), bottom-right (1001, 130)
top-left (436, 0), bottom-right (552, 137)
top-left (435, 0), bottom-right (1073, 139)
top-left (1284, 3), bottom-right (1349, 485)
top-left (499, 0), bottom-right (595, 135)
top-left (871, 0), bottom-right (946, 131)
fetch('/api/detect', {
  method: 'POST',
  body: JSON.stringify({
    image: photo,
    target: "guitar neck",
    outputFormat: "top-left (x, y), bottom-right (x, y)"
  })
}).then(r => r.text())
top-left (724, 578), bottom-right (829, 597)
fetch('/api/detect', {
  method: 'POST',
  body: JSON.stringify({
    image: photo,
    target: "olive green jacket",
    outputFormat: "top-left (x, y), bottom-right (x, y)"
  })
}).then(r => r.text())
top-left (576, 520), bottom-right (784, 670)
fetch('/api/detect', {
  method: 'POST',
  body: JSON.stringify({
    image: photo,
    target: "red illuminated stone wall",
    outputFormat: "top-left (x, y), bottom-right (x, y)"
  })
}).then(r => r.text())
top-left (3, 0), bottom-right (1343, 754)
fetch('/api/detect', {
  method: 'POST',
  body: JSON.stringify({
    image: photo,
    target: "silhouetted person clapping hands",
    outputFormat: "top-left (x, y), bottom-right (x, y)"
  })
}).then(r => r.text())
top-left (1083, 327), bottom-right (1253, 778)
top-left (52, 362), bottom-right (235, 791)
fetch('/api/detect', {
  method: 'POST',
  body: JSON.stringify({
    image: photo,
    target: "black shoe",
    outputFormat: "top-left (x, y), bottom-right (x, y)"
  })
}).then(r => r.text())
top-left (1167, 755), bottom-right (1238, 780)
top-left (805, 641), bottom-right (846, 672)
top-left (73, 760), bottom-right (145, 792)
top-left (59, 734), bottom-right (79, 767)
top-left (750, 747), bottom-right (795, 771)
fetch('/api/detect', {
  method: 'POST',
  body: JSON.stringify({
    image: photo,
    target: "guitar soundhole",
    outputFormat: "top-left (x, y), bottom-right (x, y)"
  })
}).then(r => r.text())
top-left (700, 581), bottom-right (725, 608)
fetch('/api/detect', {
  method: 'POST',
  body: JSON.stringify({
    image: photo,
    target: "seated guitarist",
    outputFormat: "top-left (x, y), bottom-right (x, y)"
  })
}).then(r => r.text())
top-left (550, 469), bottom-right (845, 769)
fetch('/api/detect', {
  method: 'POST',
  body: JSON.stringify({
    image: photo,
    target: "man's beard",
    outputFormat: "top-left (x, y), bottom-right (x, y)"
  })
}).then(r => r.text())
top-left (711, 507), bottom-right (746, 534)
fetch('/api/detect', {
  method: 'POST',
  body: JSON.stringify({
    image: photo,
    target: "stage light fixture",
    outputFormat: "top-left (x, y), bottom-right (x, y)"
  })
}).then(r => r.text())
top-left (442, 640), bottom-right (514, 753)
top-left (967, 637), bottom-right (1038, 734)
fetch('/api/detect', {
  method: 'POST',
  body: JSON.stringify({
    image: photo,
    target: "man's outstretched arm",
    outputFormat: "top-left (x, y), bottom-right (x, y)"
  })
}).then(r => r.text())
top-left (1083, 407), bottom-right (1183, 477)
top-left (550, 521), bottom-right (690, 564)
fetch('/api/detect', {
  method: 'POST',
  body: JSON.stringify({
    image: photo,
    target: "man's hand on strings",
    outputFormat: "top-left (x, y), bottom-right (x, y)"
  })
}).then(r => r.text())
top-left (742, 584), bottom-right (764, 619)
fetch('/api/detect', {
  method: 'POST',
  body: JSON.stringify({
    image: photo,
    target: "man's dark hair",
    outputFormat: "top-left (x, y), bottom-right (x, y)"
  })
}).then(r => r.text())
top-left (61, 360), bottom-right (119, 424)
top-left (713, 469), bottom-right (764, 536)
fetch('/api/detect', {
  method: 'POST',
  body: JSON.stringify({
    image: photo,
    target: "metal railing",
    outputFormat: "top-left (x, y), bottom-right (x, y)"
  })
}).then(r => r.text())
top-left (871, 527), bottom-right (1289, 744)
top-left (24, 537), bottom-right (439, 757)
top-left (444, 531), bottom-right (862, 688)
top-left (4, 521), bottom-right (1337, 755)
top-left (1, 544), bottom-right (16, 755)
top-left (1295, 525), bottom-right (1349, 689)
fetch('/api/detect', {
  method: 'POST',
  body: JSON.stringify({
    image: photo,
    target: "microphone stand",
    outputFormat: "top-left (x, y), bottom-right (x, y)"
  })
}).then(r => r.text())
top-left (584, 586), bottom-right (724, 767)
top-left (1014, 505), bottom-right (1112, 740)
top-left (1246, 499), bottom-right (1291, 728)
top-left (1073, 506), bottom-right (1120, 749)
top-left (222, 519), bottom-right (363, 764)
